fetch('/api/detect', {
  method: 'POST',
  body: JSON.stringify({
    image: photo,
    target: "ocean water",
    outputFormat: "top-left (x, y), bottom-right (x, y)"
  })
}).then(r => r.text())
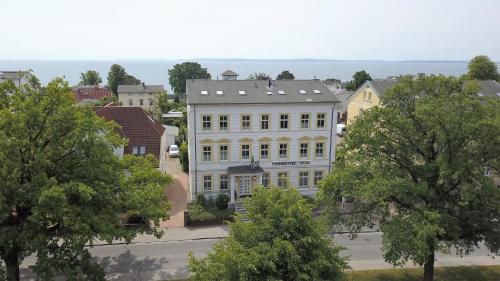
top-left (0, 59), bottom-right (478, 91)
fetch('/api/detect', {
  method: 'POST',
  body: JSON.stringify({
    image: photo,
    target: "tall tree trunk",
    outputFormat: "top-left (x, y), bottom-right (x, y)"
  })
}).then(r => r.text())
top-left (423, 251), bottom-right (435, 281)
top-left (4, 251), bottom-right (20, 281)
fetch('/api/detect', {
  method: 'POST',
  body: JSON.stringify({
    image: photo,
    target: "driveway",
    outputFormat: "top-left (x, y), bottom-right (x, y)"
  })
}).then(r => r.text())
top-left (161, 157), bottom-right (188, 228)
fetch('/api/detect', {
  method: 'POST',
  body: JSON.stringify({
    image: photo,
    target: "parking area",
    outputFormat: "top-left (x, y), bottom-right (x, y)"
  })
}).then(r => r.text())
top-left (160, 156), bottom-right (188, 228)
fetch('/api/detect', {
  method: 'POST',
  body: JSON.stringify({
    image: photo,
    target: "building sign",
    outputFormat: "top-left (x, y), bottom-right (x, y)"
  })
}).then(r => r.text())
top-left (272, 160), bottom-right (311, 166)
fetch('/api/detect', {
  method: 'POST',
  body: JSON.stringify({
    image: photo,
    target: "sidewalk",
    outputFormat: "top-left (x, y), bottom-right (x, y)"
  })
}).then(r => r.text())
top-left (93, 225), bottom-right (230, 246)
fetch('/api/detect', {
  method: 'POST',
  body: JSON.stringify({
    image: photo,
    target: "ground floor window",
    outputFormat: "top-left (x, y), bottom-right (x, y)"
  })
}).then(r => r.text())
top-left (203, 175), bottom-right (212, 191)
top-left (220, 175), bottom-right (228, 190)
top-left (262, 173), bottom-right (270, 187)
top-left (277, 172), bottom-right (288, 187)
top-left (299, 171), bottom-right (309, 188)
top-left (313, 171), bottom-right (324, 186)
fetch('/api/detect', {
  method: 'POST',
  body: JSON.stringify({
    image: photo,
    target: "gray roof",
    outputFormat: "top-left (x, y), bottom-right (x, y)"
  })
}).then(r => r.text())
top-left (335, 90), bottom-right (354, 112)
top-left (465, 80), bottom-right (500, 98)
top-left (187, 79), bottom-right (340, 105)
top-left (117, 84), bottom-right (164, 93)
top-left (369, 79), bottom-right (399, 96)
top-left (227, 165), bottom-right (265, 175)
top-left (0, 71), bottom-right (29, 80)
top-left (221, 70), bottom-right (239, 76)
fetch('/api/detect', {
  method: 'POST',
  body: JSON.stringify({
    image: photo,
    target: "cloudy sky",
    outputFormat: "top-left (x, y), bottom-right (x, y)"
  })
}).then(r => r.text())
top-left (2, 0), bottom-right (499, 60)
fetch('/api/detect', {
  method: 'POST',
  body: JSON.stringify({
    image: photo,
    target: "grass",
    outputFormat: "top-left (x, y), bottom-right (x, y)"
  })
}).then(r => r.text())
top-left (346, 265), bottom-right (500, 281)
top-left (169, 265), bottom-right (500, 281)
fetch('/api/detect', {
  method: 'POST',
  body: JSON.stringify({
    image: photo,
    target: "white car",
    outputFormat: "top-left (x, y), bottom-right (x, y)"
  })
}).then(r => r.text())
top-left (336, 124), bottom-right (347, 137)
top-left (168, 144), bottom-right (179, 158)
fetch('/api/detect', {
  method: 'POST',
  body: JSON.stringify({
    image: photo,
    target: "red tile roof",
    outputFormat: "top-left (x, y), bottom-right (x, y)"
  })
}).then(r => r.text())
top-left (93, 106), bottom-right (165, 160)
top-left (73, 87), bottom-right (112, 102)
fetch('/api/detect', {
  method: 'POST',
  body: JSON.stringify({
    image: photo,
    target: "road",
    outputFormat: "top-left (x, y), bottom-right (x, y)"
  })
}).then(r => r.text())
top-left (20, 232), bottom-right (499, 280)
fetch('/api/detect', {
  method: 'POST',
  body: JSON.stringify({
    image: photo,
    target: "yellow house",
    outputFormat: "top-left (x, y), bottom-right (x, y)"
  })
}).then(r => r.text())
top-left (346, 79), bottom-right (398, 125)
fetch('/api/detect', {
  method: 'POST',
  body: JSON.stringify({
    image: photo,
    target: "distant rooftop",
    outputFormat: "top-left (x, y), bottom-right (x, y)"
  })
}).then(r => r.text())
top-left (221, 70), bottom-right (239, 76)
top-left (187, 79), bottom-right (340, 105)
top-left (117, 83), bottom-right (164, 93)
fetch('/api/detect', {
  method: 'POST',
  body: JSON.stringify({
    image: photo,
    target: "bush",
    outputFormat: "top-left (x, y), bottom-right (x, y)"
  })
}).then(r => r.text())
top-left (196, 193), bottom-right (206, 206)
top-left (188, 202), bottom-right (234, 222)
top-left (179, 141), bottom-right (189, 172)
top-left (216, 193), bottom-right (229, 210)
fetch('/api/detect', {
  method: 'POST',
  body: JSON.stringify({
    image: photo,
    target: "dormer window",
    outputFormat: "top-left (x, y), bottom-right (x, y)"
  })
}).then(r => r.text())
top-left (216, 90), bottom-right (223, 95)
top-left (239, 90), bottom-right (246, 95)
top-left (201, 90), bottom-right (208, 95)
top-left (278, 90), bottom-right (286, 95)
top-left (313, 90), bottom-right (321, 94)
top-left (266, 91), bottom-right (273, 95)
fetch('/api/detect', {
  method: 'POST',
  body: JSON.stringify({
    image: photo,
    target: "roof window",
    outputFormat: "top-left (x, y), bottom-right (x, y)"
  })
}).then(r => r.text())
top-left (201, 90), bottom-right (208, 95)
top-left (278, 90), bottom-right (286, 95)
top-left (216, 90), bottom-right (223, 95)
top-left (238, 90), bottom-right (246, 95)
top-left (305, 98), bottom-right (312, 102)
top-left (266, 91), bottom-right (273, 95)
top-left (313, 89), bottom-right (321, 94)
top-left (298, 90), bottom-right (307, 94)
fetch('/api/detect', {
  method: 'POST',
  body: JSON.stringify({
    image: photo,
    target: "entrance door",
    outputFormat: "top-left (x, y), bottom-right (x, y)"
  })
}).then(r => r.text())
top-left (238, 176), bottom-right (252, 197)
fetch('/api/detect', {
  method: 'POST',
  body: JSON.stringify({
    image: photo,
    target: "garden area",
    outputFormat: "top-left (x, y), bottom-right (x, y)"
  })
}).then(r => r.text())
top-left (186, 193), bottom-right (234, 226)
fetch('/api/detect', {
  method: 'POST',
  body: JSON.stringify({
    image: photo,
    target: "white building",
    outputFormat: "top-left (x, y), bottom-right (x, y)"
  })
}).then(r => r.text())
top-left (187, 79), bottom-right (340, 203)
top-left (117, 83), bottom-right (165, 112)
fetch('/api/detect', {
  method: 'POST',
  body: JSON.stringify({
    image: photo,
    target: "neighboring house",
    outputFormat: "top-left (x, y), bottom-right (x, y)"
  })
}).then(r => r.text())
top-left (464, 80), bottom-right (500, 98)
top-left (162, 110), bottom-right (184, 120)
top-left (117, 83), bottom-right (165, 112)
top-left (163, 125), bottom-right (179, 147)
top-left (187, 79), bottom-right (340, 203)
top-left (335, 90), bottom-right (353, 124)
top-left (346, 79), bottom-right (399, 125)
top-left (93, 106), bottom-right (167, 168)
top-left (221, 70), bottom-right (239, 80)
top-left (324, 79), bottom-right (346, 94)
top-left (0, 71), bottom-right (31, 87)
top-left (72, 86), bottom-right (112, 105)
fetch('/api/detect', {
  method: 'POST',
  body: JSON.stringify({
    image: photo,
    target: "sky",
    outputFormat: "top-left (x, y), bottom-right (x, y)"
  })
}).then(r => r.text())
top-left (1, 0), bottom-right (500, 61)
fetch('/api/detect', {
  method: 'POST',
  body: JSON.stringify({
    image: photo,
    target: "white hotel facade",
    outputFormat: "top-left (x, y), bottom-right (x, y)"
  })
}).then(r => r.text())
top-left (187, 78), bottom-right (339, 203)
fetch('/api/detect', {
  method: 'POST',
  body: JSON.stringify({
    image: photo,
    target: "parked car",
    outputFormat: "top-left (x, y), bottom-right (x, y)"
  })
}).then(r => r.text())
top-left (168, 144), bottom-right (179, 157)
top-left (336, 124), bottom-right (347, 136)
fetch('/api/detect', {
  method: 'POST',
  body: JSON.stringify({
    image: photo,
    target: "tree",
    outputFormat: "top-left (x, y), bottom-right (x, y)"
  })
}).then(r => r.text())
top-left (79, 70), bottom-right (102, 86)
top-left (107, 64), bottom-right (141, 95)
top-left (0, 78), bottom-right (171, 281)
top-left (153, 90), bottom-right (171, 120)
top-left (248, 72), bottom-right (270, 80)
top-left (466, 55), bottom-right (500, 81)
top-left (168, 62), bottom-right (211, 98)
top-left (319, 75), bottom-right (500, 281)
top-left (179, 142), bottom-right (189, 173)
top-left (276, 70), bottom-right (295, 80)
top-left (189, 186), bottom-right (347, 281)
top-left (345, 70), bottom-right (372, 91)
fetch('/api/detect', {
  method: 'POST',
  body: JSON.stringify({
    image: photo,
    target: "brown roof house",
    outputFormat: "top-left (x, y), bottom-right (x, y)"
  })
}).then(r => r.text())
top-left (93, 106), bottom-right (167, 169)
top-left (72, 86), bottom-right (112, 104)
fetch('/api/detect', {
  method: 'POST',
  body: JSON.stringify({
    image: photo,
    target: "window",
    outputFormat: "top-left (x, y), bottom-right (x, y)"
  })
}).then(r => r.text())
top-left (149, 98), bottom-right (154, 105)
top-left (316, 113), bottom-right (326, 128)
top-left (299, 143), bottom-right (309, 159)
top-left (299, 171), bottom-right (309, 188)
top-left (241, 144), bottom-right (250, 160)
top-left (277, 172), bottom-right (288, 188)
top-left (262, 173), bottom-right (270, 187)
top-left (485, 166), bottom-right (492, 176)
top-left (260, 114), bottom-right (269, 130)
top-left (202, 115), bottom-right (211, 131)
top-left (363, 91), bottom-right (372, 101)
top-left (203, 175), bottom-right (212, 191)
top-left (220, 175), bottom-right (228, 190)
top-left (201, 90), bottom-right (208, 95)
top-left (279, 143), bottom-right (288, 159)
top-left (132, 146), bottom-right (138, 154)
top-left (216, 90), bottom-right (223, 95)
top-left (219, 145), bottom-right (228, 161)
top-left (315, 142), bottom-right (324, 158)
top-left (314, 171), bottom-right (324, 186)
top-left (139, 99), bottom-right (144, 106)
top-left (280, 114), bottom-right (289, 129)
top-left (139, 146), bottom-right (146, 155)
top-left (128, 99), bottom-right (133, 106)
top-left (260, 144), bottom-right (269, 160)
top-left (132, 146), bottom-right (146, 155)
top-left (241, 115), bottom-right (251, 130)
top-left (202, 146), bottom-right (212, 161)
top-left (239, 90), bottom-right (246, 95)
top-left (300, 113), bottom-right (310, 129)
top-left (219, 115), bottom-right (228, 131)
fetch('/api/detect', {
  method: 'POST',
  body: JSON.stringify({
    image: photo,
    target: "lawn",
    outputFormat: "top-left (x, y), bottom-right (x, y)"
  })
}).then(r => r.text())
top-left (346, 265), bottom-right (500, 281)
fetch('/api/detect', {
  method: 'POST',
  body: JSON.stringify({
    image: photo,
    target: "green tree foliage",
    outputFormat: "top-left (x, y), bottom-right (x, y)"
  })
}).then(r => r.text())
top-left (168, 62), bottom-right (211, 98)
top-left (248, 72), bottom-right (270, 80)
top-left (319, 75), bottom-right (500, 281)
top-left (79, 70), bottom-right (102, 86)
top-left (153, 90), bottom-right (171, 120)
top-left (466, 55), bottom-right (500, 81)
top-left (345, 70), bottom-right (372, 91)
top-left (0, 78), bottom-right (171, 281)
top-left (107, 64), bottom-right (141, 95)
top-left (179, 142), bottom-right (189, 172)
top-left (189, 186), bottom-right (347, 281)
top-left (276, 70), bottom-right (295, 80)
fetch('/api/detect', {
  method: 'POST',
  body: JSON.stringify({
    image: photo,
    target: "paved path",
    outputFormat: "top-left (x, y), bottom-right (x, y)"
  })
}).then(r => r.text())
top-left (161, 157), bottom-right (189, 228)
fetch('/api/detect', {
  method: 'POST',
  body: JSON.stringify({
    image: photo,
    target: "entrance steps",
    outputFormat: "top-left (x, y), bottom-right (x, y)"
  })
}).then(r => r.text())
top-left (234, 202), bottom-right (249, 221)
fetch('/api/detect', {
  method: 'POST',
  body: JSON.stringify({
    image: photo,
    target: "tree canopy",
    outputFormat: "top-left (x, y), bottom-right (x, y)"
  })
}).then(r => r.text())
top-left (189, 186), bottom-right (347, 281)
top-left (248, 72), bottom-right (270, 80)
top-left (319, 75), bottom-right (500, 281)
top-left (276, 70), bottom-right (295, 80)
top-left (79, 70), bottom-right (102, 86)
top-left (168, 62), bottom-right (211, 97)
top-left (107, 64), bottom-right (141, 95)
top-left (0, 77), bottom-right (171, 281)
top-left (345, 70), bottom-right (372, 91)
top-left (466, 55), bottom-right (500, 81)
